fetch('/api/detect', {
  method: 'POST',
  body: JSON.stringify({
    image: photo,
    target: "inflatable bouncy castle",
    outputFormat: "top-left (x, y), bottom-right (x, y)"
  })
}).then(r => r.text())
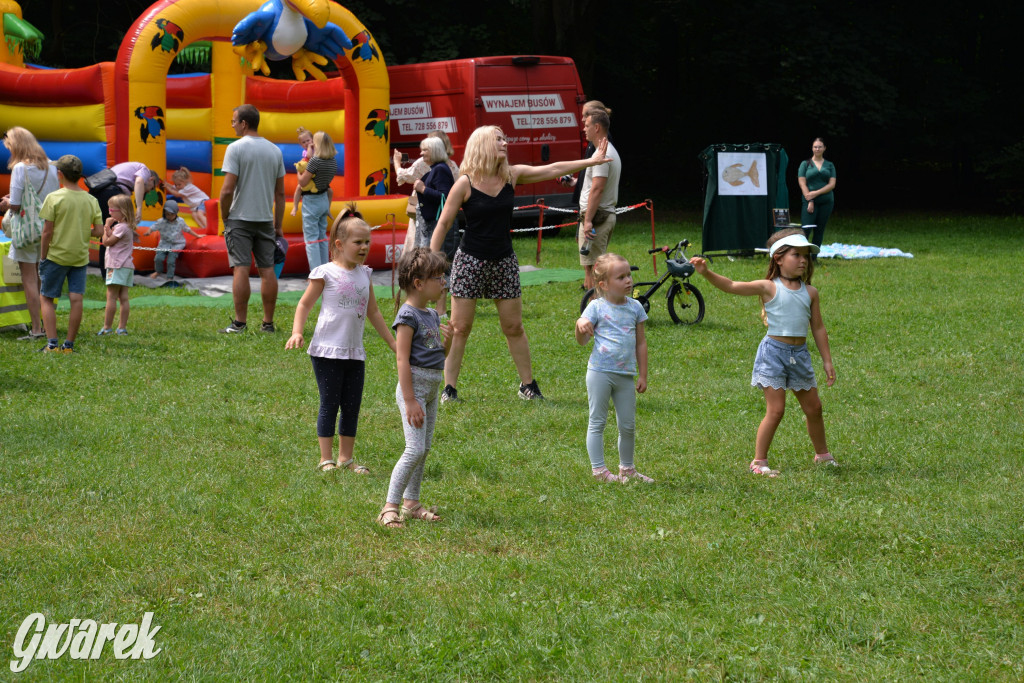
top-left (0, 0), bottom-right (407, 276)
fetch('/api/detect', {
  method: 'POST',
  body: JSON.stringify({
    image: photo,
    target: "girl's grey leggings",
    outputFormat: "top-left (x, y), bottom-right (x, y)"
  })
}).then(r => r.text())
top-left (585, 369), bottom-right (636, 470)
top-left (386, 366), bottom-right (443, 504)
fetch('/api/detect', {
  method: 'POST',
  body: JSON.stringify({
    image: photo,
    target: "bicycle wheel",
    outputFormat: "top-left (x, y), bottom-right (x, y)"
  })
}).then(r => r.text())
top-left (580, 288), bottom-right (597, 314)
top-left (667, 281), bottom-right (705, 325)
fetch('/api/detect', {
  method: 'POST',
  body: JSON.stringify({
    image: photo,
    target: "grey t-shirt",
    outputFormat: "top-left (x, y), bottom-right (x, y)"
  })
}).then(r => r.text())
top-left (149, 217), bottom-right (189, 250)
top-left (392, 303), bottom-right (445, 370)
top-left (222, 136), bottom-right (285, 223)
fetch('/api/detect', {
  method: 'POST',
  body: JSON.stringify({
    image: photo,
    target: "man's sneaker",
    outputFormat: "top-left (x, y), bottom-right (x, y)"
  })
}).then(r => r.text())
top-left (440, 385), bottom-right (459, 403)
top-left (518, 380), bottom-right (544, 400)
top-left (219, 320), bottom-right (247, 334)
top-left (260, 321), bottom-right (276, 333)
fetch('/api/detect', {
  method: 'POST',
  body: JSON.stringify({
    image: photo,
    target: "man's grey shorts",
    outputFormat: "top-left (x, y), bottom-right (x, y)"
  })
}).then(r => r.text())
top-left (224, 219), bottom-right (276, 269)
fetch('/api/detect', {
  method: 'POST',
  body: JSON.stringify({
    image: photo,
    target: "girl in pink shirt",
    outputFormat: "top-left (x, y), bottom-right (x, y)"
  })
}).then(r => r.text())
top-left (98, 194), bottom-right (139, 336)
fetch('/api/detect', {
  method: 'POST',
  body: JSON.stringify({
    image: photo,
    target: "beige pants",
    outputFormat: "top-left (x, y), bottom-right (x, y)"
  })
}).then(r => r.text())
top-left (578, 210), bottom-right (617, 266)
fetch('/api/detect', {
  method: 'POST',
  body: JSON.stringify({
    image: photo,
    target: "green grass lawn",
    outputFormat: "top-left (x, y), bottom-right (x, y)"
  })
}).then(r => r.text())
top-left (2, 211), bottom-right (1022, 680)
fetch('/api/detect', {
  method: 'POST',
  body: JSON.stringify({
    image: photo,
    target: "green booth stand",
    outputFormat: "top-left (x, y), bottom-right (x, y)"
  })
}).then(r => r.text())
top-left (698, 143), bottom-right (790, 254)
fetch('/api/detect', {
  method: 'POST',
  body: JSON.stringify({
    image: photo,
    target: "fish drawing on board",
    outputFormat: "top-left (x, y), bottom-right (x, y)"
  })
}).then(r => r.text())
top-left (722, 161), bottom-right (760, 187)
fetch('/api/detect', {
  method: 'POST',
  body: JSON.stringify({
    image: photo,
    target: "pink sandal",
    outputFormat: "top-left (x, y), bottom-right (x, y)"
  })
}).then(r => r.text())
top-left (749, 460), bottom-right (780, 477)
top-left (592, 467), bottom-right (624, 483)
top-left (619, 467), bottom-right (654, 483)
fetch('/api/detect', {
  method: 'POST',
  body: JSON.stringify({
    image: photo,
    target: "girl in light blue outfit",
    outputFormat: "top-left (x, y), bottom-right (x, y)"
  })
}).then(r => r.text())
top-left (690, 229), bottom-right (837, 477)
top-left (575, 253), bottom-right (652, 484)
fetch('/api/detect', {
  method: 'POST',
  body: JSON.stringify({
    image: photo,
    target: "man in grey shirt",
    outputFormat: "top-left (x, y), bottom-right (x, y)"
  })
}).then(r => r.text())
top-left (219, 104), bottom-right (286, 333)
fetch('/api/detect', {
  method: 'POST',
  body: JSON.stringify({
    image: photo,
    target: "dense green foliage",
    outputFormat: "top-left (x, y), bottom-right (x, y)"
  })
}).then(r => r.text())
top-left (2, 213), bottom-right (1022, 679)
top-left (17, 2), bottom-right (1024, 209)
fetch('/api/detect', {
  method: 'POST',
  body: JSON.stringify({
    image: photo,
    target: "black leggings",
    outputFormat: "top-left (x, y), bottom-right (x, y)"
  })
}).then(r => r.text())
top-left (310, 356), bottom-right (365, 438)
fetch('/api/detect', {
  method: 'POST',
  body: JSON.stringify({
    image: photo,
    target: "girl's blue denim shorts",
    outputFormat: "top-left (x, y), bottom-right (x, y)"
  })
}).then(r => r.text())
top-left (751, 336), bottom-right (817, 391)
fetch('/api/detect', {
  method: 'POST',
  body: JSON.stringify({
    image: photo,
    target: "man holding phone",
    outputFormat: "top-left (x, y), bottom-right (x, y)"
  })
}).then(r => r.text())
top-left (577, 111), bottom-right (620, 290)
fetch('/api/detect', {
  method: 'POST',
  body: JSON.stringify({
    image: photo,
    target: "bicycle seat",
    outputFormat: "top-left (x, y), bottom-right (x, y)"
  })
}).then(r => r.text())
top-left (665, 259), bottom-right (694, 278)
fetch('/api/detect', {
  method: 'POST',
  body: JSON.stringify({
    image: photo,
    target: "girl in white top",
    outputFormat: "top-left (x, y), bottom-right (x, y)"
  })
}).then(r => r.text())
top-left (286, 207), bottom-right (397, 473)
top-left (166, 167), bottom-right (209, 230)
top-left (2, 126), bottom-right (59, 340)
top-left (691, 228), bottom-right (837, 476)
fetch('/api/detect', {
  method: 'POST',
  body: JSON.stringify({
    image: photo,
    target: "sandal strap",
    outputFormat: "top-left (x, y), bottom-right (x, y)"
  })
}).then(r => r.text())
top-left (377, 508), bottom-right (403, 527)
top-left (401, 503), bottom-right (440, 521)
top-left (338, 459), bottom-right (370, 474)
top-left (317, 460), bottom-right (338, 471)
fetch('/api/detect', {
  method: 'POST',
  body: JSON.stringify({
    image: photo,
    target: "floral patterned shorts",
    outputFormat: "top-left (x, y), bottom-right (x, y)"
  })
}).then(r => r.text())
top-left (449, 248), bottom-right (522, 300)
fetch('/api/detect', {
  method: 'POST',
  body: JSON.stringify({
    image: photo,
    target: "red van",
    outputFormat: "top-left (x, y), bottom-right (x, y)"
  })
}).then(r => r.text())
top-left (388, 55), bottom-right (587, 219)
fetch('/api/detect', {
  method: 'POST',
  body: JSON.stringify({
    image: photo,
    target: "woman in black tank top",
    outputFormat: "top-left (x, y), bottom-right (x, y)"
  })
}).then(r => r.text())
top-left (429, 125), bottom-right (611, 402)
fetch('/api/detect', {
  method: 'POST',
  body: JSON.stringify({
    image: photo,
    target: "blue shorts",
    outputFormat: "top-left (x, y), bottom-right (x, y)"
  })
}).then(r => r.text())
top-left (751, 336), bottom-right (817, 391)
top-left (39, 259), bottom-right (87, 299)
top-left (105, 267), bottom-right (134, 287)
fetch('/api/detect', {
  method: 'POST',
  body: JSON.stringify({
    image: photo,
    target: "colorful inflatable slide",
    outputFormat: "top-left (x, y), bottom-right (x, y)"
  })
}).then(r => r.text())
top-left (0, 0), bottom-right (407, 276)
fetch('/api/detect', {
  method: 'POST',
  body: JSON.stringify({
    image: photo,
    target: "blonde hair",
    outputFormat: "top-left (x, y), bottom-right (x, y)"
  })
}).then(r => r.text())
top-left (328, 203), bottom-right (364, 260)
top-left (582, 100), bottom-right (611, 118)
top-left (108, 193), bottom-right (139, 241)
top-left (312, 131), bottom-right (336, 159)
top-left (296, 126), bottom-right (312, 141)
top-left (4, 126), bottom-right (49, 172)
top-left (427, 130), bottom-right (454, 158)
top-left (172, 167), bottom-right (192, 184)
top-left (592, 253), bottom-right (629, 298)
top-left (460, 125), bottom-right (511, 186)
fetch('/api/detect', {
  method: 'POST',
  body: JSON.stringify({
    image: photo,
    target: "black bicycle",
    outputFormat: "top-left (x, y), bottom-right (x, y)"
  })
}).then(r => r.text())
top-left (579, 240), bottom-right (705, 324)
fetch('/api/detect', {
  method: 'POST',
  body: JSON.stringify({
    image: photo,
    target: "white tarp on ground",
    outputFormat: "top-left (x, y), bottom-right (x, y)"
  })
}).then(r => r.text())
top-left (818, 243), bottom-right (914, 259)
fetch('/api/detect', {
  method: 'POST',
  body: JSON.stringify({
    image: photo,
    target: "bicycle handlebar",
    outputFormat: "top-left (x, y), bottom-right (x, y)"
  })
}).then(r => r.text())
top-left (648, 239), bottom-right (691, 256)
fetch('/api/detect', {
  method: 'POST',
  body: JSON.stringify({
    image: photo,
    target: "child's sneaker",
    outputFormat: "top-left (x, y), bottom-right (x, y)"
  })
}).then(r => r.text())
top-left (518, 380), bottom-right (544, 400)
top-left (97, 328), bottom-right (113, 336)
top-left (219, 320), bottom-right (247, 334)
top-left (620, 467), bottom-right (654, 483)
top-left (59, 341), bottom-right (74, 354)
top-left (592, 467), bottom-right (624, 483)
top-left (38, 343), bottom-right (60, 353)
top-left (115, 328), bottom-right (128, 336)
top-left (440, 385), bottom-right (459, 403)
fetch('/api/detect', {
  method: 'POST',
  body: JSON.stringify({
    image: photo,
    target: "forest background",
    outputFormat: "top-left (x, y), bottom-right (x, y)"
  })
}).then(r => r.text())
top-left (20, 0), bottom-right (1024, 212)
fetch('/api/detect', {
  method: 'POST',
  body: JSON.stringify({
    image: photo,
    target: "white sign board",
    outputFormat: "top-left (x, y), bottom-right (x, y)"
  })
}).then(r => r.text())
top-left (390, 102), bottom-right (433, 119)
top-left (509, 113), bottom-right (577, 129)
top-left (717, 152), bottom-right (766, 196)
top-left (481, 93), bottom-right (565, 112)
top-left (397, 117), bottom-right (458, 136)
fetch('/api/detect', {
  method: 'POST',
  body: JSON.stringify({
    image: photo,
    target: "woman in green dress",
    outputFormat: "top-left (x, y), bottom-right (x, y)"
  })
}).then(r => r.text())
top-left (798, 138), bottom-right (836, 248)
